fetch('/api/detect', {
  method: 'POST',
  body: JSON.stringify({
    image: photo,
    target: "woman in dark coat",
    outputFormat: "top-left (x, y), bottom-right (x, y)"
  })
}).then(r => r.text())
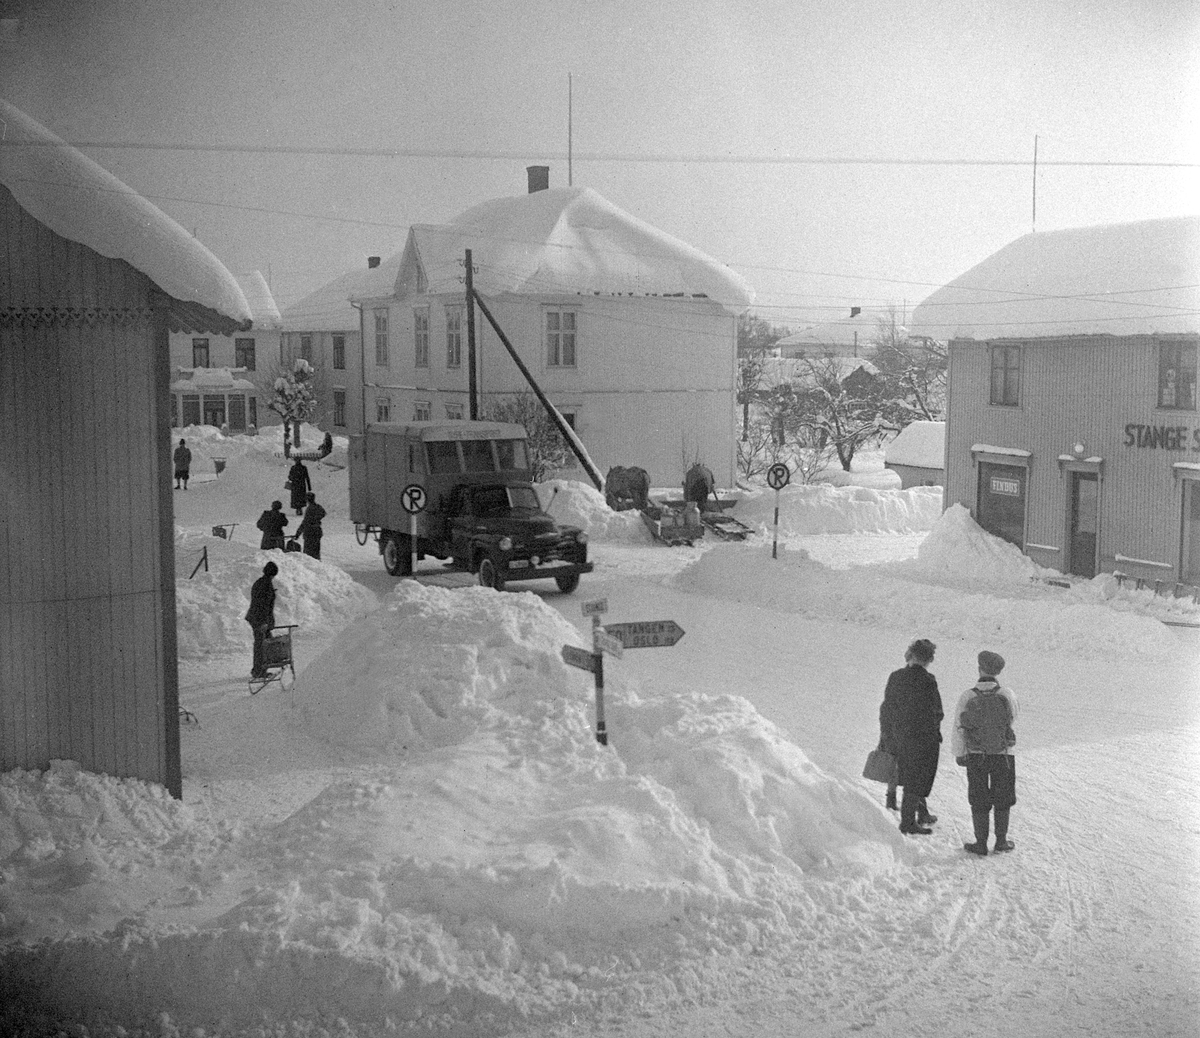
top-left (288, 459), bottom-right (312, 515)
top-left (295, 493), bottom-right (326, 559)
top-left (880, 638), bottom-right (944, 835)
top-left (256, 500), bottom-right (289, 550)
top-left (244, 561), bottom-right (278, 678)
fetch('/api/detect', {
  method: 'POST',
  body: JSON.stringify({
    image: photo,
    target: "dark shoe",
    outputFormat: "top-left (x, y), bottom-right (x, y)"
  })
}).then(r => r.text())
top-left (993, 839), bottom-right (1015, 853)
top-left (917, 811), bottom-right (938, 825)
top-left (900, 823), bottom-right (933, 835)
top-left (963, 841), bottom-right (989, 856)
top-left (885, 791), bottom-right (898, 811)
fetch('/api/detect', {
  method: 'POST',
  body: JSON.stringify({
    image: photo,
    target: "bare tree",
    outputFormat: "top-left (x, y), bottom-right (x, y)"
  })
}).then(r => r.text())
top-left (267, 358), bottom-right (318, 454)
top-left (868, 306), bottom-right (947, 423)
top-left (483, 392), bottom-right (570, 482)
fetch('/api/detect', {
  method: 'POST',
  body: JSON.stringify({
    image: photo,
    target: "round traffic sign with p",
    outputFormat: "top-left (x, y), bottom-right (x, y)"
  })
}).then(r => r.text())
top-left (766, 463), bottom-right (791, 490)
top-left (400, 484), bottom-right (427, 514)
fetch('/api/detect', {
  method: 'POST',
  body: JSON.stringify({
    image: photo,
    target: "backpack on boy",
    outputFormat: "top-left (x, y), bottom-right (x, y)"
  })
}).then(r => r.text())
top-left (961, 688), bottom-right (1015, 755)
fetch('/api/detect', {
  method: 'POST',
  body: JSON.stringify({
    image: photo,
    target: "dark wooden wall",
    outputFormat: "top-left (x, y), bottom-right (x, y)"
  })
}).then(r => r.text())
top-left (0, 187), bottom-right (181, 795)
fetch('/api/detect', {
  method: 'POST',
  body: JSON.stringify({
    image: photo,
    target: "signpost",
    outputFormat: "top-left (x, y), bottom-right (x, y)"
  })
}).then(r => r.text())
top-left (565, 601), bottom-right (685, 747)
top-left (766, 462), bottom-right (790, 559)
top-left (400, 483), bottom-right (427, 575)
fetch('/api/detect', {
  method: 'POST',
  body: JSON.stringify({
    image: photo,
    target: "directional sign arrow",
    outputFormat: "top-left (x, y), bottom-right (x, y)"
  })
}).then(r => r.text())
top-left (593, 629), bottom-right (625, 659)
top-left (561, 644), bottom-right (598, 673)
top-left (602, 620), bottom-right (685, 649)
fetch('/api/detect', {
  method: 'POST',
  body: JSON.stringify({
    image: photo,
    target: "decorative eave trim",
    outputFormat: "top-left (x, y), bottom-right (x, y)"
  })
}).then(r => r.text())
top-left (0, 304), bottom-right (155, 328)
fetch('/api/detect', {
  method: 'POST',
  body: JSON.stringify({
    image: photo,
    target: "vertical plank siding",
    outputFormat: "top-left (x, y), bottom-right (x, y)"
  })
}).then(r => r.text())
top-left (946, 334), bottom-right (1200, 582)
top-left (1, 188), bottom-right (180, 794)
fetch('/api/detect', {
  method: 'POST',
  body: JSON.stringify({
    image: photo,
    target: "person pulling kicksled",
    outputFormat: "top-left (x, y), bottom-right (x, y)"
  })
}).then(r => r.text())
top-left (953, 650), bottom-right (1019, 856)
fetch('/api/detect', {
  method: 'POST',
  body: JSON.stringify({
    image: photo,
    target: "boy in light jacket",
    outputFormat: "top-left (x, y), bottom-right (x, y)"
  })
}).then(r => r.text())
top-left (953, 650), bottom-right (1018, 856)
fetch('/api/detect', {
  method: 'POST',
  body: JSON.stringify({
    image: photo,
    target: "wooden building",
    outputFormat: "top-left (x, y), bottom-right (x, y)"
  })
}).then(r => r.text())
top-left (351, 170), bottom-right (753, 488)
top-left (911, 216), bottom-right (1200, 586)
top-left (884, 421), bottom-right (946, 488)
top-left (0, 101), bottom-right (251, 796)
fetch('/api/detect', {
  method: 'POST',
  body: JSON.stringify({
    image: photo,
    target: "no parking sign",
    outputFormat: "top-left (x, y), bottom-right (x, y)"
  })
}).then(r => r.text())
top-left (767, 463), bottom-right (790, 558)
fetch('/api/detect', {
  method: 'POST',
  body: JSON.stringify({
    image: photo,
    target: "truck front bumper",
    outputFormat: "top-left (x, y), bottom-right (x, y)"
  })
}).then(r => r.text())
top-left (501, 559), bottom-right (594, 583)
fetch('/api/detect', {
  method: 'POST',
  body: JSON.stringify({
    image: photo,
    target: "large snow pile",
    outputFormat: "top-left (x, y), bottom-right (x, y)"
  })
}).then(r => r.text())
top-left (539, 479), bottom-right (651, 543)
top-left (674, 505), bottom-right (1185, 662)
top-left (174, 531), bottom-right (377, 658)
top-left (732, 481), bottom-right (943, 536)
top-left (1, 583), bottom-right (906, 1033)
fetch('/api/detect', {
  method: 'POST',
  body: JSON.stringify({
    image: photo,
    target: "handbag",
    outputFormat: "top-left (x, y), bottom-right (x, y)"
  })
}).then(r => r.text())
top-left (862, 747), bottom-right (898, 784)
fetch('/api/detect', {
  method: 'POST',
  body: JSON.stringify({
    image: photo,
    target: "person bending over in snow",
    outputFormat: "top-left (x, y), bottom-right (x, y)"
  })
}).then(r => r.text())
top-left (257, 500), bottom-right (289, 550)
top-left (879, 638), bottom-right (943, 835)
top-left (953, 650), bottom-right (1018, 856)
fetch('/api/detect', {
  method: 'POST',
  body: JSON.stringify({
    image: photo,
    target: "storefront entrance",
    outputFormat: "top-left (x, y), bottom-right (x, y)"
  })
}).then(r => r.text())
top-left (1183, 481), bottom-right (1200, 585)
top-left (1068, 472), bottom-right (1099, 578)
top-left (976, 462), bottom-right (1026, 549)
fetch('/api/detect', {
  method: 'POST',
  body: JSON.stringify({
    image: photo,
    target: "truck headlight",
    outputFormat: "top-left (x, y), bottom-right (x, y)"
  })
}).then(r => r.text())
top-left (499, 536), bottom-right (513, 552)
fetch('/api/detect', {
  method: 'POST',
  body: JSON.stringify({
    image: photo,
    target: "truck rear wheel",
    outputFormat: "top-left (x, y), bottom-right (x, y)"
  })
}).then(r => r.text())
top-left (383, 533), bottom-right (413, 576)
top-left (478, 556), bottom-right (505, 591)
top-left (555, 573), bottom-right (581, 593)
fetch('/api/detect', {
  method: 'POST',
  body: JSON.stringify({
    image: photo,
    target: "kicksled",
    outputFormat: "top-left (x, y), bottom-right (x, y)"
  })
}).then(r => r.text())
top-left (249, 624), bottom-right (299, 694)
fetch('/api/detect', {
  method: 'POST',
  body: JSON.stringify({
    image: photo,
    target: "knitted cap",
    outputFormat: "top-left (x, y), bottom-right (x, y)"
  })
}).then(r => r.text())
top-left (978, 650), bottom-right (1005, 676)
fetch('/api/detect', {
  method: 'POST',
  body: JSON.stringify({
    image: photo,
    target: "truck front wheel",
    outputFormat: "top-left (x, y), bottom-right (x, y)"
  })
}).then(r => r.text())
top-left (383, 533), bottom-right (413, 576)
top-left (478, 556), bottom-right (505, 591)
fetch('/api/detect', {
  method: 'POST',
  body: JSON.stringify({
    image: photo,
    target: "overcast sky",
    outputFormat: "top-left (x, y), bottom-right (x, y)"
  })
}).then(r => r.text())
top-left (2, 0), bottom-right (1197, 329)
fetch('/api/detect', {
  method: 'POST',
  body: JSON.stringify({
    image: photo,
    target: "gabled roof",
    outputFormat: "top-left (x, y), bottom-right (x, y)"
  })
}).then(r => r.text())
top-left (280, 253), bottom-right (403, 332)
top-left (0, 99), bottom-right (251, 330)
top-left (885, 421), bottom-right (945, 468)
top-left (910, 216), bottom-right (1200, 341)
top-left (760, 355), bottom-right (877, 389)
top-left (372, 186), bottom-right (753, 313)
top-left (776, 316), bottom-right (873, 351)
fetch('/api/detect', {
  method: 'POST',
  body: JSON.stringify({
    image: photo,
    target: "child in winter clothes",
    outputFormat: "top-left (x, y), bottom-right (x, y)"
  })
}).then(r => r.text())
top-left (953, 650), bottom-right (1018, 856)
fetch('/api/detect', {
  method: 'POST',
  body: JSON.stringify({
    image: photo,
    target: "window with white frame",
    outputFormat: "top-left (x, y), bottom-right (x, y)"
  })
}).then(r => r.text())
top-left (192, 338), bottom-right (210, 368)
top-left (445, 402), bottom-right (464, 420)
top-left (333, 390), bottom-right (346, 427)
top-left (988, 344), bottom-right (1020, 406)
top-left (374, 310), bottom-right (390, 367)
top-left (445, 306), bottom-right (462, 368)
top-left (1158, 340), bottom-right (1197, 410)
top-left (376, 396), bottom-right (391, 423)
top-left (414, 400), bottom-right (431, 422)
top-left (414, 309), bottom-right (429, 368)
top-left (332, 334), bottom-right (345, 370)
top-left (545, 308), bottom-right (577, 367)
top-left (235, 337), bottom-right (256, 370)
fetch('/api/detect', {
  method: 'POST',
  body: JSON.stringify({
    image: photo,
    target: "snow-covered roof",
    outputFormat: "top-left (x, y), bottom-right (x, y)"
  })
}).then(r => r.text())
top-left (280, 253), bottom-right (403, 332)
top-left (170, 367), bottom-right (257, 393)
top-left (0, 99), bottom-right (251, 325)
top-left (760, 355), bottom-right (877, 389)
top-left (910, 216), bottom-right (1200, 341)
top-left (776, 316), bottom-right (873, 350)
top-left (885, 421), bottom-right (945, 468)
top-left (366, 186), bottom-right (753, 313)
top-left (235, 271), bottom-right (282, 329)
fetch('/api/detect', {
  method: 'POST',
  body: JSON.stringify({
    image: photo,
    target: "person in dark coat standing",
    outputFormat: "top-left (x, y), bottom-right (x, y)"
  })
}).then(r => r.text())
top-left (296, 492), bottom-right (326, 559)
top-left (256, 500), bottom-right (288, 550)
top-left (173, 438), bottom-right (192, 490)
top-left (245, 561), bottom-right (278, 678)
top-left (880, 638), bottom-right (944, 835)
top-left (288, 459), bottom-right (312, 515)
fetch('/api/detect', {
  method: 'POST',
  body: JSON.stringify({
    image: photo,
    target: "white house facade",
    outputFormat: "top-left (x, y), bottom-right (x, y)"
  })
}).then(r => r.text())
top-left (351, 175), bottom-right (754, 488)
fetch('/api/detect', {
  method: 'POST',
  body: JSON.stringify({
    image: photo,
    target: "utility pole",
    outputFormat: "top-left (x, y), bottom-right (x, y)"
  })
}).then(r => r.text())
top-left (465, 249), bottom-right (478, 419)
top-left (568, 73), bottom-right (573, 187)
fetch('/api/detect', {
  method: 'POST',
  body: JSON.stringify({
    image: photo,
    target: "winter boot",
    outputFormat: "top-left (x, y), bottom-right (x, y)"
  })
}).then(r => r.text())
top-left (885, 788), bottom-right (898, 811)
top-left (899, 791), bottom-right (932, 835)
top-left (916, 799), bottom-right (937, 826)
top-left (963, 809), bottom-right (990, 856)
top-left (993, 808), bottom-right (1014, 852)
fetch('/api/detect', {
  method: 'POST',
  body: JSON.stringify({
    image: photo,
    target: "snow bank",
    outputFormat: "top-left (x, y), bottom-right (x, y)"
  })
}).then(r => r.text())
top-left (2, 583), bottom-right (907, 1033)
top-left (734, 482), bottom-right (943, 536)
top-left (674, 505), bottom-right (1184, 661)
top-left (174, 530), bottom-right (377, 658)
top-left (539, 479), bottom-right (652, 543)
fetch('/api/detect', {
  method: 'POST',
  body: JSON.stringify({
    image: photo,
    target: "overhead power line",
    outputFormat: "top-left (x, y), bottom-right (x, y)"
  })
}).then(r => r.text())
top-left (4, 139), bottom-right (1198, 168)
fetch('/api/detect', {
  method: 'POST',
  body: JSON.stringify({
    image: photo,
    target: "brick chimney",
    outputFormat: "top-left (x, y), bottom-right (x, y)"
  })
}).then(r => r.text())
top-left (367, 256), bottom-right (381, 269)
top-left (526, 166), bottom-right (550, 193)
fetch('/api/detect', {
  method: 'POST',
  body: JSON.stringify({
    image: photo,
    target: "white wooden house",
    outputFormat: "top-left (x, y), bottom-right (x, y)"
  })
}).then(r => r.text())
top-left (0, 100), bottom-right (251, 796)
top-left (351, 172), bottom-right (754, 488)
top-left (911, 216), bottom-right (1200, 585)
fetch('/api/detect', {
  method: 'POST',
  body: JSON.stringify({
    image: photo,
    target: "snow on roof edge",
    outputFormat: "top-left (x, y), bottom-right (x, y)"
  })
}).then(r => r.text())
top-left (0, 99), bottom-right (251, 323)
